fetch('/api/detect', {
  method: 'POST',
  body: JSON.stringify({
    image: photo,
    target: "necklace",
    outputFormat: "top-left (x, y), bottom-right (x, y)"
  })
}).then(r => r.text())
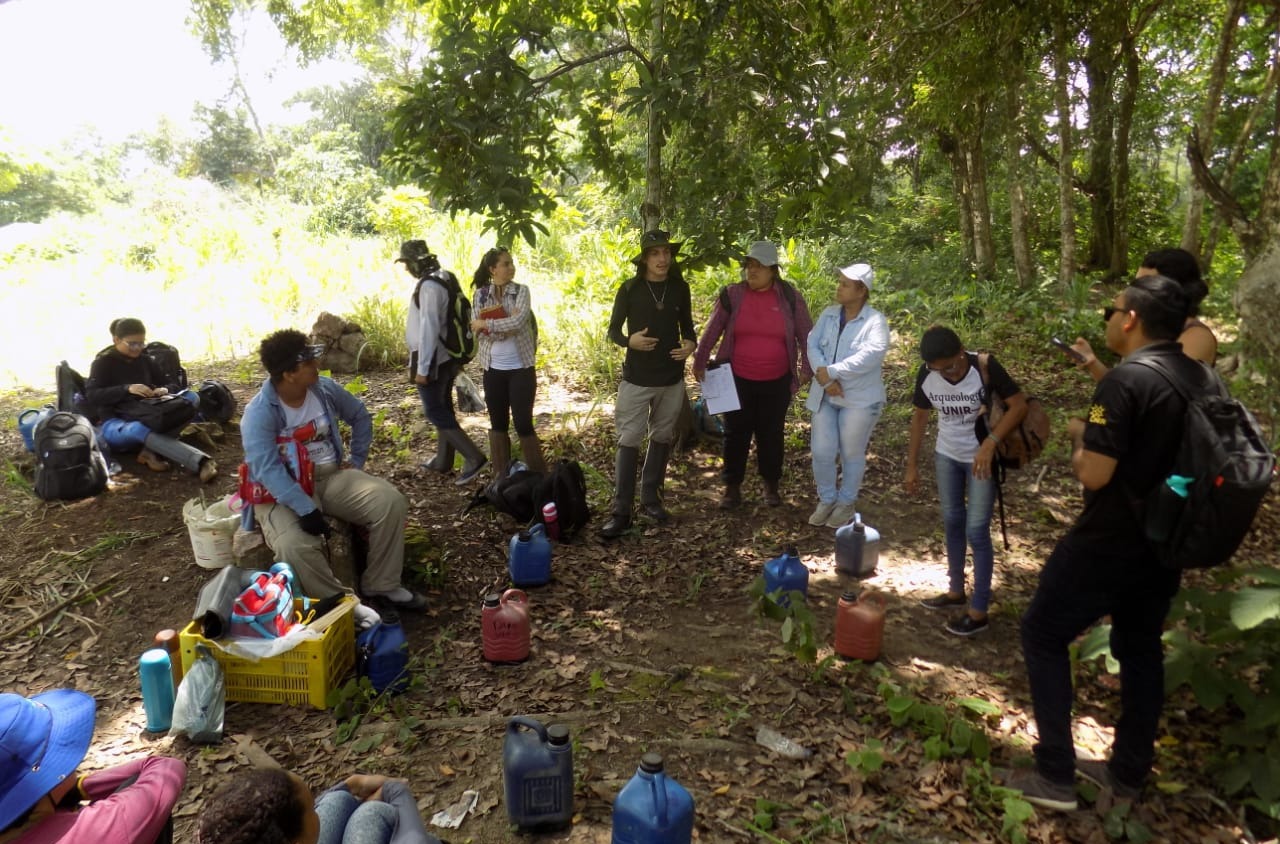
top-left (645, 280), bottom-right (668, 311)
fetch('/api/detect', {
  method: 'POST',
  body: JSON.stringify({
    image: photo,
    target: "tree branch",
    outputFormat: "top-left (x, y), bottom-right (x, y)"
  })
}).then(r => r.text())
top-left (1024, 131), bottom-right (1094, 195)
top-left (1186, 126), bottom-right (1256, 250)
top-left (532, 43), bottom-right (649, 88)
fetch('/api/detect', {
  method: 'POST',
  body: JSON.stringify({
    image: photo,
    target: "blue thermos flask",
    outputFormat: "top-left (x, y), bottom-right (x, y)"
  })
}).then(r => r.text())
top-left (139, 647), bottom-right (176, 732)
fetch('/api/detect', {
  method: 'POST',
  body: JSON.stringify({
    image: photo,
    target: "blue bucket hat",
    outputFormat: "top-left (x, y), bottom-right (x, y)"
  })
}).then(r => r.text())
top-left (0, 690), bottom-right (96, 830)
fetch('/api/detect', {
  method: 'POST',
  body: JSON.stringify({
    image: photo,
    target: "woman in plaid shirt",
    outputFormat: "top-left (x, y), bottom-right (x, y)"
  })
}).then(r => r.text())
top-left (471, 247), bottom-right (545, 478)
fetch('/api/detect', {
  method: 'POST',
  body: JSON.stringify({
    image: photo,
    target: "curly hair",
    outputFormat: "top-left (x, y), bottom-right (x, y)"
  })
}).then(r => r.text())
top-left (259, 329), bottom-right (309, 382)
top-left (196, 767), bottom-right (306, 844)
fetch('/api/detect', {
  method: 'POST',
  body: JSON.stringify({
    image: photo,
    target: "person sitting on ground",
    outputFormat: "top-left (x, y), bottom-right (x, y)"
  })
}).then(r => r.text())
top-left (1072, 247), bottom-right (1216, 377)
top-left (0, 688), bottom-right (186, 844)
top-left (84, 317), bottom-right (217, 482)
top-left (903, 325), bottom-right (1028, 637)
top-left (240, 329), bottom-right (427, 616)
top-left (196, 768), bottom-right (444, 844)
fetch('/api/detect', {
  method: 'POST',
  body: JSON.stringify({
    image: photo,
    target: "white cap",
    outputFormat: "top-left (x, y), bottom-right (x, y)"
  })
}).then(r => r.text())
top-left (838, 263), bottom-right (874, 290)
top-left (744, 241), bottom-right (780, 267)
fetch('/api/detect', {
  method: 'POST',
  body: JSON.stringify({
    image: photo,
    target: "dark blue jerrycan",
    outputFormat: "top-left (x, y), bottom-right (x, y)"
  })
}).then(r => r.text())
top-left (357, 621), bottom-right (409, 694)
top-left (18, 405), bottom-right (54, 453)
top-left (503, 716), bottom-right (574, 830)
top-left (509, 523), bottom-right (552, 587)
top-left (763, 544), bottom-right (808, 607)
top-left (611, 753), bottom-right (694, 843)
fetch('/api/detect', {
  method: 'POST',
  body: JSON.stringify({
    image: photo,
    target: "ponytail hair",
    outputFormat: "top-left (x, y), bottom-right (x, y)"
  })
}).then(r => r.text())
top-left (110, 318), bottom-right (146, 339)
top-left (472, 246), bottom-right (510, 290)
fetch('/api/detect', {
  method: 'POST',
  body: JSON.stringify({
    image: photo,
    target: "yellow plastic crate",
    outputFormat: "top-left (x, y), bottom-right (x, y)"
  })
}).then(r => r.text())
top-left (179, 596), bottom-right (355, 709)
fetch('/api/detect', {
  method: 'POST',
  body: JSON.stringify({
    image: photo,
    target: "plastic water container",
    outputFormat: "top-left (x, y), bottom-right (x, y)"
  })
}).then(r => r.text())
top-left (483, 589), bottom-right (531, 664)
top-left (139, 648), bottom-right (176, 732)
top-left (835, 514), bottom-right (881, 578)
top-left (183, 496), bottom-right (241, 570)
top-left (509, 523), bottom-right (552, 587)
top-left (17, 406), bottom-right (55, 452)
top-left (612, 753), bottom-right (694, 843)
top-left (763, 545), bottom-right (808, 606)
top-left (503, 716), bottom-right (574, 830)
top-left (834, 590), bottom-right (887, 662)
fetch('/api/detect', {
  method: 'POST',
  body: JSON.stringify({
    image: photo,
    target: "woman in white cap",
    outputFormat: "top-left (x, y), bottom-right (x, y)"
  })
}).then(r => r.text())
top-left (804, 263), bottom-right (890, 527)
top-left (0, 689), bottom-right (185, 843)
top-left (693, 241), bottom-right (813, 508)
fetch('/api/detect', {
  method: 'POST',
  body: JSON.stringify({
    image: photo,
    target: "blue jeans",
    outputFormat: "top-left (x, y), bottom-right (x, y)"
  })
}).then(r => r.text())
top-left (315, 790), bottom-right (398, 844)
top-left (934, 451), bottom-right (996, 612)
top-left (810, 401), bottom-right (882, 505)
top-left (417, 359), bottom-right (462, 430)
top-left (99, 390), bottom-right (201, 451)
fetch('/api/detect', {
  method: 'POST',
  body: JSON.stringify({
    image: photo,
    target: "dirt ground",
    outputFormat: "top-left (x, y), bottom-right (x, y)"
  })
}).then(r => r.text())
top-left (1, 361), bottom-right (1276, 844)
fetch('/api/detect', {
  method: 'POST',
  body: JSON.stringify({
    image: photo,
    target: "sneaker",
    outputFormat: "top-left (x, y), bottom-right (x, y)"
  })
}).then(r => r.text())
top-left (807, 501), bottom-right (836, 526)
top-left (136, 448), bottom-right (171, 473)
top-left (920, 592), bottom-right (967, 610)
top-left (365, 587), bottom-right (428, 613)
top-left (1004, 768), bottom-right (1078, 812)
top-left (198, 458), bottom-right (219, 484)
top-left (825, 502), bottom-right (858, 528)
top-left (454, 457), bottom-right (488, 485)
top-left (945, 613), bottom-right (989, 637)
top-left (1076, 758), bottom-right (1141, 801)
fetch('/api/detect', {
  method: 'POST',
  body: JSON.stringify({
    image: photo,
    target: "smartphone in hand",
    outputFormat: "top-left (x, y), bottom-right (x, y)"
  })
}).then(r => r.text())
top-left (1051, 337), bottom-right (1086, 363)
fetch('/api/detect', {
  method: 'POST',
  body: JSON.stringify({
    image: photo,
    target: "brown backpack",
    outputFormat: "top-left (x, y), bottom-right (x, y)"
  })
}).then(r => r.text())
top-left (976, 353), bottom-right (1051, 470)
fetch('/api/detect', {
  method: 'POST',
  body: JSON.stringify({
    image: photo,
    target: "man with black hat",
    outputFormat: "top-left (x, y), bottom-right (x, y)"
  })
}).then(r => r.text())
top-left (397, 239), bottom-right (488, 484)
top-left (241, 329), bottom-right (427, 615)
top-left (599, 230), bottom-right (698, 539)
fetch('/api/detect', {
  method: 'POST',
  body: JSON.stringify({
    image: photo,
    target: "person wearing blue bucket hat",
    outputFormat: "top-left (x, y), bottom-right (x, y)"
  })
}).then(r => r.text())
top-left (0, 689), bottom-right (185, 843)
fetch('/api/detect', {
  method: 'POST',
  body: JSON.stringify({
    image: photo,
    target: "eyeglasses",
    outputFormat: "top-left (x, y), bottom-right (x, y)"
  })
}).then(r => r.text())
top-left (928, 354), bottom-right (967, 375)
top-left (123, 340), bottom-right (145, 350)
top-left (294, 344), bottom-right (326, 365)
top-left (1102, 306), bottom-right (1126, 323)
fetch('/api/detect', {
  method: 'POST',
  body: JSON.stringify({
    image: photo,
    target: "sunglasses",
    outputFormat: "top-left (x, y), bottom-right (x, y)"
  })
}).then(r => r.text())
top-left (1102, 306), bottom-right (1127, 323)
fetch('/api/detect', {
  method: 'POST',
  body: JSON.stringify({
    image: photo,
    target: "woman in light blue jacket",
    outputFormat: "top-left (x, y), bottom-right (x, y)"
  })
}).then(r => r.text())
top-left (805, 263), bottom-right (890, 528)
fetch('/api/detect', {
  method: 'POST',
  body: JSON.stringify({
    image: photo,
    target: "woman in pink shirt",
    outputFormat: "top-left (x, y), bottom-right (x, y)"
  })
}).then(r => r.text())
top-left (694, 241), bottom-right (813, 508)
top-left (0, 690), bottom-right (185, 844)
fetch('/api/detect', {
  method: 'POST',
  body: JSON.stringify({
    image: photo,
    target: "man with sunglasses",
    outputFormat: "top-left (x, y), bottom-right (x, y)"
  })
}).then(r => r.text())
top-left (1011, 274), bottom-right (1199, 811)
top-left (241, 329), bottom-right (427, 617)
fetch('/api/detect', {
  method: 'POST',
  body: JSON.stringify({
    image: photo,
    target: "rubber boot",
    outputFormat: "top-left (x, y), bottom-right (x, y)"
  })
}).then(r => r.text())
top-left (638, 440), bottom-right (672, 523)
top-left (489, 431), bottom-right (511, 480)
top-left (599, 445), bottom-right (639, 539)
top-left (423, 438), bottom-right (456, 474)
top-left (518, 433), bottom-right (548, 474)
top-left (719, 483), bottom-right (742, 510)
top-left (439, 427), bottom-right (487, 485)
top-left (763, 479), bottom-right (783, 507)
top-left (144, 432), bottom-right (216, 482)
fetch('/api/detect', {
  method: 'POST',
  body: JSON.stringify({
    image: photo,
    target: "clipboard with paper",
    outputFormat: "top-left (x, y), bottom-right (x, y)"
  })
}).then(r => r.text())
top-left (702, 362), bottom-right (740, 414)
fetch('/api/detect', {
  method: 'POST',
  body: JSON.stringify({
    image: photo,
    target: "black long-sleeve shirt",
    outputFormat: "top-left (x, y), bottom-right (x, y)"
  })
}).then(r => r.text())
top-left (607, 276), bottom-right (697, 387)
top-left (84, 347), bottom-right (175, 414)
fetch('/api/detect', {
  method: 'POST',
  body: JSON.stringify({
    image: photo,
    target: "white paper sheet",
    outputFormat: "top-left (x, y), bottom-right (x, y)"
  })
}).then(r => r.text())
top-left (702, 363), bottom-right (740, 414)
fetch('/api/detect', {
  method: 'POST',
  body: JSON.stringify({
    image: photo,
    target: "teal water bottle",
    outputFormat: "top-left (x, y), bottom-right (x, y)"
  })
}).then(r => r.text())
top-left (139, 648), bottom-right (176, 732)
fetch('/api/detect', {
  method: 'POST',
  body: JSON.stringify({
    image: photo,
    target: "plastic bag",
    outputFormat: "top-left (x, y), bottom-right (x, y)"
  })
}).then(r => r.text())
top-left (170, 645), bottom-right (225, 743)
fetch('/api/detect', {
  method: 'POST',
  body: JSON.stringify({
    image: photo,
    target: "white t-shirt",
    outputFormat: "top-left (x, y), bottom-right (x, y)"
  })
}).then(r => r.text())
top-left (912, 353), bottom-right (1020, 464)
top-left (488, 335), bottom-right (523, 370)
top-left (280, 391), bottom-right (339, 466)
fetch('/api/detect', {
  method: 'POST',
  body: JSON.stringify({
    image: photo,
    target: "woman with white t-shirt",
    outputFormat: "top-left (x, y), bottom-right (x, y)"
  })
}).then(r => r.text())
top-left (903, 325), bottom-right (1028, 637)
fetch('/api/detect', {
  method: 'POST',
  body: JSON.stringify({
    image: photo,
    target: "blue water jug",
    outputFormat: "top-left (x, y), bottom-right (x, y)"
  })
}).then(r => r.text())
top-left (503, 716), bottom-right (574, 830)
top-left (18, 405), bottom-right (54, 453)
top-left (139, 648), bottom-right (176, 732)
top-left (612, 753), bottom-right (694, 844)
top-left (509, 523), bottom-right (552, 587)
top-left (357, 621), bottom-right (410, 694)
top-left (763, 544), bottom-right (808, 607)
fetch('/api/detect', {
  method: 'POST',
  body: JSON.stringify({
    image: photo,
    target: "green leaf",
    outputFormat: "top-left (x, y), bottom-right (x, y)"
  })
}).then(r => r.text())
top-left (956, 697), bottom-right (1002, 717)
top-left (1230, 586), bottom-right (1280, 630)
top-left (781, 616), bottom-right (794, 644)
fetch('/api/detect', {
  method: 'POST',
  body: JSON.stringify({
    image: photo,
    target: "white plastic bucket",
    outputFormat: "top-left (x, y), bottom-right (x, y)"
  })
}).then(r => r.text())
top-left (184, 496), bottom-right (240, 569)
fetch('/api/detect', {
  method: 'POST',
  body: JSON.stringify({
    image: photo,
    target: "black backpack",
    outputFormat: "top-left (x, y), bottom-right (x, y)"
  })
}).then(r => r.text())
top-left (414, 270), bottom-right (476, 366)
top-left (1132, 356), bottom-right (1275, 570)
top-left (56, 360), bottom-right (97, 421)
top-left (144, 341), bottom-right (188, 391)
top-left (465, 469), bottom-right (545, 522)
top-left (197, 378), bottom-right (237, 423)
top-left (537, 460), bottom-right (591, 542)
top-left (33, 411), bottom-right (109, 501)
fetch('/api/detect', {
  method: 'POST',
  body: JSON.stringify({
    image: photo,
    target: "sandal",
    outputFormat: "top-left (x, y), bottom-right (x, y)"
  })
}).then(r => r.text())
top-left (137, 448), bottom-right (171, 472)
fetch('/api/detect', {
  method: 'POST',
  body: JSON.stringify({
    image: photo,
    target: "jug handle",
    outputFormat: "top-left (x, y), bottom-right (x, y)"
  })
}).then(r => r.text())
top-left (501, 589), bottom-right (528, 607)
top-left (652, 771), bottom-right (669, 825)
top-left (18, 409), bottom-right (38, 424)
top-left (506, 716), bottom-right (549, 742)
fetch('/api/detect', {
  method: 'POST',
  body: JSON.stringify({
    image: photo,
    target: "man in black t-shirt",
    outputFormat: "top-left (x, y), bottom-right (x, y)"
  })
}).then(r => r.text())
top-left (1012, 274), bottom-right (1201, 811)
top-left (599, 230), bottom-right (698, 539)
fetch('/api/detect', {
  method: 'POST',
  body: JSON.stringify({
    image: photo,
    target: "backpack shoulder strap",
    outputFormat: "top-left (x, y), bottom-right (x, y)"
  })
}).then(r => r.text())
top-left (718, 285), bottom-right (732, 313)
top-left (976, 352), bottom-right (991, 385)
top-left (778, 279), bottom-right (798, 312)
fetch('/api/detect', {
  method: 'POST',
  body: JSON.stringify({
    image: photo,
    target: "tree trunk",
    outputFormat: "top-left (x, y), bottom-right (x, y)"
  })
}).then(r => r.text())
top-left (1006, 79), bottom-right (1033, 286)
top-left (1182, 0), bottom-right (1244, 255)
top-left (1111, 34), bottom-right (1140, 277)
top-left (640, 0), bottom-right (665, 231)
top-left (966, 117), bottom-right (997, 280)
top-left (1084, 22), bottom-right (1119, 273)
top-left (938, 132), bottom-right (976, 264)
top-left (1053, 14), bottom-right (1077, 288)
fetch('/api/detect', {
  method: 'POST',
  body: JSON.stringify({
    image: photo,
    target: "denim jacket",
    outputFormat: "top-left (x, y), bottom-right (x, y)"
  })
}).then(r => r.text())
top-left (241, 377), bottom-right (373, 516)
top-left (804, 303), bottom-right (889, 413)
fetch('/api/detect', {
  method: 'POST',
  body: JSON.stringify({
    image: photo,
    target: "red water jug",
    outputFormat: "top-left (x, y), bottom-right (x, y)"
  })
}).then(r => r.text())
top-left (834, 591), bottom-right (886, 661)
top-left (483, 588), bottom-right (531, 663)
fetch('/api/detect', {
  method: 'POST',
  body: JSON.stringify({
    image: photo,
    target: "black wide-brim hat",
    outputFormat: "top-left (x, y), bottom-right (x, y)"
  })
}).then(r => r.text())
top-left (630, 229), bottom-right (683, 265)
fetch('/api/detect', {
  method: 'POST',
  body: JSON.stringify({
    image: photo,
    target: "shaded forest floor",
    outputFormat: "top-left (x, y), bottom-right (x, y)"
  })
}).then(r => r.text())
top-left (1, 348), bottom-right (1276, 844)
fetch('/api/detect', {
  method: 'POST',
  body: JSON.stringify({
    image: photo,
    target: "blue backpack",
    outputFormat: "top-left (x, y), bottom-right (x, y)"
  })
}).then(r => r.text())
top-left (357, 622), bottom-right (409, 694)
